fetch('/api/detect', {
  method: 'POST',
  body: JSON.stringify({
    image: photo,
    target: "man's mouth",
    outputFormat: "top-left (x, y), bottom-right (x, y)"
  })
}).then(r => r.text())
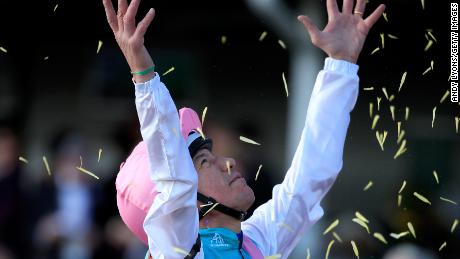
top-left (229, 173), bottom-right (243, 185)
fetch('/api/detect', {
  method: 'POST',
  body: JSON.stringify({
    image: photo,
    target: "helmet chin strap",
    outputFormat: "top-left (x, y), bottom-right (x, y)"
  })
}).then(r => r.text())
top-left (197, 192), bottom-right (247, 221)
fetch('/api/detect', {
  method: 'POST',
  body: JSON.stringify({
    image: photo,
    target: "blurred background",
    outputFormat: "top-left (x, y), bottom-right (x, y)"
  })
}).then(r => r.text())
top-left (0, 0), bottom-right (458, 258)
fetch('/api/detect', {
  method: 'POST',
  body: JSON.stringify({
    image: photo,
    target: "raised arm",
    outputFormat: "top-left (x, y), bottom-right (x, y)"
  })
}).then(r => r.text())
top-left (242, 0), bottom-right (384, 257)
top-left (102, 1), bottom-right (201, 258)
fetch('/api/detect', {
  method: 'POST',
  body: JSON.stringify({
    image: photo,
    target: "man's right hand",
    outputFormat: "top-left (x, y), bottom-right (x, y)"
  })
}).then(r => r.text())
top-left (102, 0), bottom-right (156, 82)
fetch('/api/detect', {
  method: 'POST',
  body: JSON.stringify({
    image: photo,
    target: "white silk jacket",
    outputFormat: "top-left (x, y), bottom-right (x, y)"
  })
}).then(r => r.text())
top-left (134, 58), bottom-right (359, 259)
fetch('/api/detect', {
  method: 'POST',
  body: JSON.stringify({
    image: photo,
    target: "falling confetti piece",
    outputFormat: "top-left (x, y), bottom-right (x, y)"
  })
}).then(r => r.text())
top-left (19, 156), bottom-right (29, 164)
top-left (439, 242), bottom-right (447, 251)
top-left (332, 232), bottom-right (343, 243)
top-left (427, 31), bottom-right (437, 42)
top-left (451, 219), bottom-right (458, 233)
top-left (255, 164), bottom-right (263, 181)
top-left (397, 130), bottom-right (405, 144)
top-left (456, 117), bottom-right (459, 133)
top-left (390, 231), bottom-right (410, 239)
top-left (259, 31), bottom-right (267, 41)
top-left (54, 4), bottom-right (58, 12)
top-left (98, 148), bottom-right (102, 163)
top-left (382, 87), bottom-right (389, 100)
top-left (44, 56), bottom-right (49, 60)
top-left (265, 254), bottom-right (281, 259)
top-left (43, 156), bottom-right (51, 176)
top-left (405, 107), bottom-right (410, 121)
top-left (390, 106), bottom-right (395, 121)
top-left (97, 40), bottom-right (103, 54)
top-left (173, 246), bottom-right (189, 256)
top-left (408, 222), bottom-right (416, 238)
top-left (372, 115), bottom-right (380, 130)
top-left (306, 248), bottom-right (311, 259)
top-left (363, 181), bottom-right (373, 191)
top-left (433, 170), bottom-right (439, 184)
top-left (388, 34), bottom-right (399, 39)
top-left (203, 202), bottom-right (220, 217)
top-left (432, 106), bottom-right (437, 128)
top-left (239, 136), bottom-right (261, 145)
top-left (398, 194), bottom-right (402, 207)
top-left (397, 122), bottom-right (402, 138)
top-left (399, 180), bottom-right (407, 193)
top-left (278, 222), bottom-right (294, 232)
top-left (394, 140), bottom-right (407, 159)
top-left (421, 0), bottom-right (425, 9)
top-left (424, 40), bottom-right (433, 51)
top-left (221, 36), bottom-right (227, 44)
top-left (422, 66), bottom-right (432, 75)
top-left (76, 166), bottom-right (100, 180)
top-left (162, 67), bottom-right (175, 76)
top-left (414, 192), bottom-right (431, 205)
top-left (380, 33), bottom-right (385, 49)
top-left (364, 87), bottom-right (374, 91)
top-left (196, 127), bottom-right (205, 140)
top-left (278, 40), bottom-right (286, 49)
top-left (369, 103), bottom-right (374, 118)
top-left (80, 155), bottom-right (83, 167)
top-left (431, 60), bottom-right (434, 70)
top-left (355, 212), bottom-right (369, 224)
top-left (440, 90), bottom-right (450, 103)
top-left (226, 160), bottom-right (231, 175)
top-left (0, 47), bottom-right (7, 53)
top-left (199, 203), bottom-right (213, 208)
top-left (352, 218), bottom-right (370, 233)
top-left (399, 72), bottom-right (407, 92)
top-left (382, 12), bottom-right (388, 22)
top-left (282, 72), bottom-right (289, 97)
top-left (371, 47), bottom-right (380, 55)
top-left (377, 97), bottom-right (382, 111)
top-left (440, 196), bottom-right (457, 205)
top-left (376, 130), bottom-right (388, 151)
top-left (373, 232), bottom-right (388, 244)
top-left (325, 240), bottom-right (335, 259)
top-left (201, 107), bottom-right (208, 128)
top-left (323, 219), bottom-right (339, 235)
top-left (389, 95), bottom-right (395, 102)
top-left (351, 241), bottom-right (359, 259)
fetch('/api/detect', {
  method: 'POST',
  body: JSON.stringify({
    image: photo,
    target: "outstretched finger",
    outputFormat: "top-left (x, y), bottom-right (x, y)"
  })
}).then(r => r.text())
top-left (117, 0), bottom-right (128, 33)
top-left (133, 8), bottom-right (155, 39)
top-left (342, 0), bottom-right (354, 14)
top-left (124, 0), bottom-right (141, 34)
top-left (364, 4), bottom-right (386, 28)
top-left (297, 15), bottom-right (321, 46)
top-left (354, 0), bottom-right (366, 15)
top-left (102, 0), bottom-right (118, 32)
top-left (326, 0), bottom-right (340, 20)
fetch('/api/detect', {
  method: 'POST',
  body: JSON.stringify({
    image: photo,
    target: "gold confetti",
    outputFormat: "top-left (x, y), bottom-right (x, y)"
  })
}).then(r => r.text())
top-left (427, 31), bottom-right (437, 42)
top-left (456, 117), bottom-right (459, 133)
top-left (399, 180), bottom-right (407, 193)
top-left (196, 127), bottom-right (206, 139)
top-left (323, 219), bottom-right (340, 235)
top-left (421, 0), bottom-right (425, 10)
top-left (405, 107), bottom-right (410, 121)
top-left (422, 66), bottom-right (432, 75)
top-left (203, 202), bottom-right (220, 217)
top-left (369, 103), bottom-right (374, 118)
top-left (226, 160), bottom-right (231, 175)
top-left (44, 56), bottom-right (49, 60)
top-left (221, 36), bottom-right (227, 44)
top-left (351, 240), bottom-right (359, 259)
top-left (376, 130), bottom-right (388, 151)
top-left (76, 166), bottom-right (100, 180)
top-left (43, 156), bottom-right (51, 176)
top-left (394, 139), bottom-right (407, 159)
top-left (255, 164), bottom-right (263, 181)
top-left (239, 136), bottom-right (261, 145)
top-left (397, 130), bottom-right (405, 144)
top-left (398, 194), bottom-right (402, 207)
top-left (377, 97), bottom-right (382, 111)
top-left (451, 219), bottom-right (458, 233)
top-left (440, 90), bottom-right (450, 103)
top-left (199, 203), bottom-right (213, 208)
top-left (364, 87), bottom-right (374, 91)
top-left (352, 218), bottom-right (370, 233)
top-left (413, 192), bottom-right (431, 205)
top-left (54, 4), bottom-right (58, 12)
top-left (382, 12), bottom-right (388, 22)
top-left (363, 181), bottom-right (373, 191)
top-left (306, 248), bottom-right (311, 259)
top-left (80, 155), bottom-right (83, 168)
top-left (399, 72), bottom-right (407, 92)
top-left (373, 232), bottom-right (388, 244)
top-left (282, 72), bottom-right (289, 97)
top-left (371, 47), bottom-right (380, 55)
top-left (382, 87), bottom-right (389, 100)
top-left (332, 232), bottom-right (342, 243)
top-left (390, 231), bottom-right (410, 239)
top-left (424, 40), bottom-right (433, 51)
top-left (325, 240), bottom-right (335, 259)
top-left (19, 156), bottom-right (29, 164)
top-left (355, 211), bottom-right (369, 224)
top-left (372, 115), bottom-right (380, 130)
top-left (389, 95), bottom-right (395, 102)
top-left (380, 33), bottom-right (385, 49)
top-left (397, 122), bottom-right (402, 139)
top-left (440, 196), bottom-right (457, 205)
top-left (408, 222), bottom-right (416, 238)
top-left (433, 170), bottom-right (439, 184)
top-left (0, 47), bottom-right (7, 53)
top-left (388, 34), bottom-right (398, 40)
top-left (173, 246), bottom-right (189, 256)
top-left (98, 148), bottom-right (102, 163)
top-left (432, 106), bottom-right (437, 128)
top-left (265, 254), bottom-right (281, 259)
top-left (162, 67), bottom-right (175, 76)
top-left (439, 242), bottom-right (447, 251)
top-left (390, 106), bottom-right (395, 121)
top-left (97, 40), bottom-right (103, 54)
top-left (201, 107), bottom-right (208, 128)
top-left (431, 60), bottom-right (434, 70)
top-left (278, 40), bottom-right (286, 49)
top-left (259, 31), bottom-right (267, 41)
top-left (278, 222), bottom-right (294, 232)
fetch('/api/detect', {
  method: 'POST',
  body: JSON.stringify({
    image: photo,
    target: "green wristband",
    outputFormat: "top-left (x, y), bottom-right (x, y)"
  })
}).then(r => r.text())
top-left (131, 66), bottom-right (155, 76)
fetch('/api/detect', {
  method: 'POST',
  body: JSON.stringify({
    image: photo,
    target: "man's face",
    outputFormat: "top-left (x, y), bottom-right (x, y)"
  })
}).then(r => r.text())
top-left (192, 148), bottom-right (255, 211)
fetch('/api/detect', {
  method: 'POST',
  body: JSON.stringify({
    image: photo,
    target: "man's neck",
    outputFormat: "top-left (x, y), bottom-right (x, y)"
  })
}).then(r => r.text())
top-left (199, 211), bottom-right (242, 233)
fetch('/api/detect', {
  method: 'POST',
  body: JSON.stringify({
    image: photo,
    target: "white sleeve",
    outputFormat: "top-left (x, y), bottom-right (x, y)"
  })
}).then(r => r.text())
top-left (241, 58), bottom-right (359, 258)
top-left (134, 74), bottom-right (203, 259)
